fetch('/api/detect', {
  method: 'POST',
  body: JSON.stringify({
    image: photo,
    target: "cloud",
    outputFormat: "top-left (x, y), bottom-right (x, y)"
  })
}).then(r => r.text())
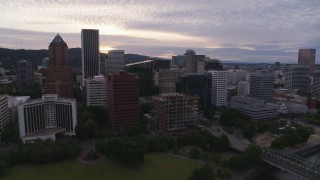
top-left (0, 0), bottom-right (319, 63)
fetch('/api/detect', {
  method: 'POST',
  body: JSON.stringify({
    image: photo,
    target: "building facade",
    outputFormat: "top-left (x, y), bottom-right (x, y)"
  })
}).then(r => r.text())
top-left (172, 55), bottom-right (186, 68)
top-left (46, 34), bottom-right (73, 98)
top-left (81, 29), bottom-right (100, 84)
top-left (125, 60), bottom-right (155, 97)
top-left (249, 71), bottom-right (274, 102)
top-left (0, 95), bottom-right (9, 134)
top-left (17, 94), bottom-right (77, 143)
top-left (298, 49), bottom-right (316, 74)
top-left (238, 81), bottom-right (250, 96)
top-left (158, 68), bottom-right (186, 93)
top-left (185, 50), bottom-right (205, 73)
top-left (146, 93), bottom-right (199, 133)
top-left (105, 50), bottom-right (125, 75)
top-left (16, 60), bottom-right (33, 91)
top-left (176, 73), bottom-right (212, 110)
top-left (85, 75), bottom-right (107, 109)
top-left (230, 96), bottom-right (278, 120)
top-left (107, 72), bottom-right (140, 130)
top-left (209, 70), bottom-right (228, 107)
top-left (284, 65), bottom-right (310, 92)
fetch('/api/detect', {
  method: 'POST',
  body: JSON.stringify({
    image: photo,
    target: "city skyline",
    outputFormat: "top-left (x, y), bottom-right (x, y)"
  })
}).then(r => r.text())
top-left (0, 0), bottom-right (320, 63)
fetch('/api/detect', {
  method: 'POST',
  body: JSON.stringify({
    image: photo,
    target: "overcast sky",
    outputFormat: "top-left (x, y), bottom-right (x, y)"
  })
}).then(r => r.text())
top-left (0, 0), bottom-right (319, 63)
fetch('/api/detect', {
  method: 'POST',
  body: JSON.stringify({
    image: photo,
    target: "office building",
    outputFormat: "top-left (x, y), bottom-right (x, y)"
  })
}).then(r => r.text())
top-left (298, 49), bottom-right (316, 74)
top-left (172, 55), bottom-right (186, 68)
top-left (158, 68), bottom-right (186, 93)
top-left (209, 70), bottom-right (228, 107)
top-left (312, 72), bottom-right (320, 95)
top-left (125, 60), bottom-right (155, 97)
top-left (105, 50), bottom-right (125, 75)
top-left (85, 75), bottom-right (107, 109)
top-left (249, 71), bottom-right (274, 102)
top-left (107, 72), bottom-right (139, 130)
top-left (46, 34), bottom-right (73, 98)
top-left (16, 60), bottom-right (33, 91)
top-left (0, 95), bottom-right (9, 134)
top-left (238, 81), bottom-right (250, 96)
top-left (284, 65), bottom-right (310, 92)
top-left (176, 73), bottom-right (212, 110)
top-left (230, 96), bottom-right (278, 120)
top-left (146, 93), bottom-right (199, 133)
top-left (17, 94), bottom-right (77, 143)
top-left (185, 50), bottom-right (205, 73)
top-left (228, 69), bottom-right (247, 84)
top-left (81, 29), bottom-right (100, 84)
top-left (42, 57), bottom-right (49, 69)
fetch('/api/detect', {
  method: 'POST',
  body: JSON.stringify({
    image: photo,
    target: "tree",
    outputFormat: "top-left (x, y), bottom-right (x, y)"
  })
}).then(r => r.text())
top-left (271, 136), bottom-right (288, 149)
top-left (1, 121), bottom-right (19, 143)
top-left (243, 144), bottom-right (262, 165)
top-left (189, 164), bottom-right (215, 180)
top-left (228, 155), bottom-right (247, 170)
top-left (189, 147), bottom-right (201, 159)
top-left (84, 119), bottom-right (99, 138)
top-left (75, 124), bottom-right (86, 140)
top-left (0, 159), bottom-right (8, 176)
top-left (204, 106), bottom-right (216, 120)
top-left (119, 141), bottom-right (145, 165)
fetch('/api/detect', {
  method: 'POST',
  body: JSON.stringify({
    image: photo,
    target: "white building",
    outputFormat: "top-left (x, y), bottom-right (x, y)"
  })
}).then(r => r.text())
top-left (238, 81), bottom-right (250, 96)
top-left (17, 94), bottom-right (77, 143)
top-left (105, 50), bottom-right (125, 75)
top-left (85, 75), bottom-right (107, 109)
top-left (0, 95), bottom-right (9, 134)
top-left (230, 96), bottom-right (278, 120)
top-left (209, 70), bottom-right (228, 107)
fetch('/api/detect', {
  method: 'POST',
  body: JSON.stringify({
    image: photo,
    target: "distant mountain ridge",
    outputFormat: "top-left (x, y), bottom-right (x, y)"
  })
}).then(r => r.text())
top-left (0, 47), bottom-right (170, 69)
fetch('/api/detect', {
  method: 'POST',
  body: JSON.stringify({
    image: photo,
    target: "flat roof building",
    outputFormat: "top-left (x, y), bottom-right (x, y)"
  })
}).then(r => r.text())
top-left (85, 75), bottom-right (107, 109)
top-left (230, 96), bottom-right (278, 120)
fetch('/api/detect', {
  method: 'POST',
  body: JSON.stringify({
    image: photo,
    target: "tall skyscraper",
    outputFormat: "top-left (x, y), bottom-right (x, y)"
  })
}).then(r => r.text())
top-left (209, 70), bottom-right (228, 107)
top-left (298, 49), bottom-right (316, 74)
top-left (81, 29), bottom-right (100, 84)
top-left (107, 72), bottom-right (140, 130)
top-left (46, 34), bottom-right (73, 98)
top-left (105, 50), bottom-right (125, 75)
top-left (16, 59), bottom-right (33, 91)
top-left (249, 71), bottom-right (274, 102)
top-left (85, 75), bottom-right (107, 109)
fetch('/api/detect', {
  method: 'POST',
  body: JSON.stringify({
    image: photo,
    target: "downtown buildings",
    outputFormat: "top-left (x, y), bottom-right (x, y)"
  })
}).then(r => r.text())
top-left (0, 95), bottom-right (9, 134)
top-left (248, 71), bottom-right (274, 102)
top-left (46, 34), bottom-right (73, 98)
top-left (85, 75), bottom-right (107, 109)
top-left (81, 29), bottom-right (100, 84)
top-left (105, 50), bottom-right (125, 75)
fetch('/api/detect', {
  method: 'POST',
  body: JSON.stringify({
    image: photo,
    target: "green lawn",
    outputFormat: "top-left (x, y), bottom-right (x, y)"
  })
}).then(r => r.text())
top-left (3, 153), bottom-right (201, 180)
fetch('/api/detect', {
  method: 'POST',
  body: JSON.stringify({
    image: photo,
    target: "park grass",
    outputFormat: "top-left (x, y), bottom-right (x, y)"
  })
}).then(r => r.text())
top-left (2, 153), bottom-right (201, 180)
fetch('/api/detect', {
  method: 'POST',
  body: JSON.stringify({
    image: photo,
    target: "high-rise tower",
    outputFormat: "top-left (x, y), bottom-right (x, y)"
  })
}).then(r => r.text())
top-left (81, 29), bottom-right (100, 85)
top-left (298, 49), bottom-right (316, 74)
top-left (46, 34), bottom-right (73, 98)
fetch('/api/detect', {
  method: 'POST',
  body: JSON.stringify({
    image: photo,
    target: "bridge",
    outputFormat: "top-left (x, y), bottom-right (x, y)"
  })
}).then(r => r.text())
top-left (207, 125), bottom-right (320, 179)
top-left (261, 147), bottom-right (320, 180)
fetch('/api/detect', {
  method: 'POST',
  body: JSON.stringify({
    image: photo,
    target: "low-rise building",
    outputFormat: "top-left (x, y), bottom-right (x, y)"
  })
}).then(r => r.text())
top-left (230, 96), bottom-right (278, 120)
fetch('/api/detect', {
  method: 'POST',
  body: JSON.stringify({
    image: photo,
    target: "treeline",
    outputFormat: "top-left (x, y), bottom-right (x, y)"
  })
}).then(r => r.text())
top-left (271, 125), bottom-right (313, 149)
top-left (0, 139), bottom-right (82, 175)
top-left (96, 130), bottom-right (230, 165)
